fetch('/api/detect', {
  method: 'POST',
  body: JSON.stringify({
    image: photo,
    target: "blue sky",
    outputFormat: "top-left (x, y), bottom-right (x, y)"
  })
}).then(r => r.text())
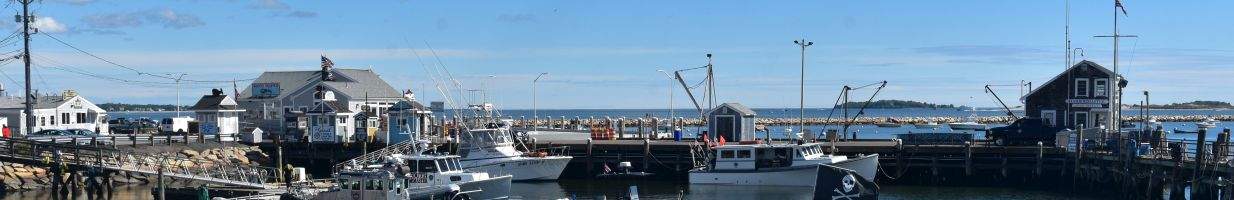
top-left (8, 0), bottom-right (1234, 109)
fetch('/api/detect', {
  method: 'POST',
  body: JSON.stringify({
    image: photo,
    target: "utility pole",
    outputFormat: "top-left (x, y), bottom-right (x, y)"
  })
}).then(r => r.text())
top-left (20, 0), bottom-right (33, 138)
top-left (794, 38), bottom-right (813, 141)
top-left (169, 73), bottom-right (187, 118)
top-left (1095, 0), bottom-right (1135, 133)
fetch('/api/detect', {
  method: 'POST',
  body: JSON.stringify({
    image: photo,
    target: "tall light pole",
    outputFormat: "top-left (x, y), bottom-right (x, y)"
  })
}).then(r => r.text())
top-left (794, 38), bottom-right (813, 140)
top-left (169, 73), bottom-right (187, 118)
top-left (657, 69), bottom-right (674, 131)
top-left (532, 73), bottom-right (548, 132)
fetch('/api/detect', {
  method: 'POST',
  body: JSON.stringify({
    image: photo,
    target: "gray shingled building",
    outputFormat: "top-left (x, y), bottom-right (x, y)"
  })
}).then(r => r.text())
top-left (237, 63), bottom-right (402, 140)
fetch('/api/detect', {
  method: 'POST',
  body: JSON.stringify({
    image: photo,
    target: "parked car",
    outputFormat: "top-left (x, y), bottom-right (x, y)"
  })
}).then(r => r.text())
top-left (986, 117), bottom-right (1067, 146)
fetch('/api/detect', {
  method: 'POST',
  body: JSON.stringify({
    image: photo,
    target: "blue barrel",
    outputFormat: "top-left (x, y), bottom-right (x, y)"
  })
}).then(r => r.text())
top-left (673, 129), bottom-right (682, 142)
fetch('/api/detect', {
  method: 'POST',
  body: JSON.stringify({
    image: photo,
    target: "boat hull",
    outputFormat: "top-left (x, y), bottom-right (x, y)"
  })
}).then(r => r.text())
top-left (689, 165), bottom-right (821, 186)
top-left (459, 175), bottom-right (513, 200)
top-left (463, 156), bottom-right (572, 181)
top-left (825, 154), bottom-right (879, 182)
top-left (948, 123), bottom-right (987, 130)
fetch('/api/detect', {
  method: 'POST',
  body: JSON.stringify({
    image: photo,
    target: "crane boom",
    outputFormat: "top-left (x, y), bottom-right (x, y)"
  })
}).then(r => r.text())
top-left (674, 71), bottom-right (706, 116)
top-left (985, 84), bottom-right (1019, 119)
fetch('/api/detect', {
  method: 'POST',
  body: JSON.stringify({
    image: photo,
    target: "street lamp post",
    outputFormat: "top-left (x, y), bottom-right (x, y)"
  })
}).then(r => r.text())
top-left (533, 73), bottom-right (549, 132)
top-left (794, 38), bottom-right (813, 141)
top-left (657, 69), bottom-right (674, 131)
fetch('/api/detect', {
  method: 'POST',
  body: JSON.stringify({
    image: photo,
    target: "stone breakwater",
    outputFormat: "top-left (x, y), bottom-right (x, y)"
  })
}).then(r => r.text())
top-left (0, 145), bottom-right (271, 191)
top-left (513, 115), bottom-right (1234, 126)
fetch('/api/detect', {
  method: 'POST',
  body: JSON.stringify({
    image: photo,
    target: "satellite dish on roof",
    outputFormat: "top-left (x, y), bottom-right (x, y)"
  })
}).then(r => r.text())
top-left (323, 91), bottom-right (336, 101)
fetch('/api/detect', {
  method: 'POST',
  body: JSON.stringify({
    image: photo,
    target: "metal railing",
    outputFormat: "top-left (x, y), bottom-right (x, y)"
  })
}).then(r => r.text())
top-left (0, 137), bottom-right (274, 189)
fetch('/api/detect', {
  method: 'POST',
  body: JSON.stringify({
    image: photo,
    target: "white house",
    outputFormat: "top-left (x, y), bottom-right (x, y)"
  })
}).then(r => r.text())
top-left (189, 89), bottom-right (245, 137)
top-left (306, 91), bottom-right (356, 143)
top-left (0, 90), bottom-right (108, 136)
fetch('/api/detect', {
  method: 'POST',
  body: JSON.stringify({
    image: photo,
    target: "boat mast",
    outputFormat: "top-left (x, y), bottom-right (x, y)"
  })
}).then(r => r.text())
top-left (1095, 0), bottom-right (1135, 132)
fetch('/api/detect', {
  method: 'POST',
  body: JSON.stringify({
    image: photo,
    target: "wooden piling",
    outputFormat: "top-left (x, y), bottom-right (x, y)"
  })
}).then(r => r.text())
top-left (586, 138), bottom-right (593, 175)
top-left (1192, 129), bottom-right (1207, 198)
top-left (1036, 141), bottom-right (1044, 176)
top-left (965, 141), bottom-right (972, 176)
top-left (643, 139), bottom-right (651, 170)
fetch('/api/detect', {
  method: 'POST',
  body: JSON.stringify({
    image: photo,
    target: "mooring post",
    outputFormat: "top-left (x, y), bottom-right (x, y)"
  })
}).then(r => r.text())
top-left (1073, 125), bottom-right (1084, 189)
top-left (166, 134), bottom-right (172, 145)
top-left (931, 155), bottom-right (939, 182)
top-left (637, 118), bottom-right (645, 139)
top-left (643, 139), bottom-right (651, 171)
top-left (149, 135), bottom-right (155, 147)
top-left (1036, 141), bottom-right (1044, 176)
top-left (586, 138), bottom-right (594, 175)
top-left (965, 141), bottom-right (972, 176)
top-left (1192, 128), bottom-right (1208, 198)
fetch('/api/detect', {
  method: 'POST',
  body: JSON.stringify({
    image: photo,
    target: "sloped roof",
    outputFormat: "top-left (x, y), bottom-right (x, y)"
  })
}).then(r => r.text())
top-left (708, 102), bottom-right (756, 116)
top-left (1023, 60), bottom-right (1126, 98)
top-left (389, 100), bottom-right (428, 111)
top-left (189, 94), bottom-right (239, 111)
top-left (307, 101), bottom-right (352, 114)
top-left (0, 95), bottom-right (85, 109)
top-left (240, 68), bottom-right (401, 101)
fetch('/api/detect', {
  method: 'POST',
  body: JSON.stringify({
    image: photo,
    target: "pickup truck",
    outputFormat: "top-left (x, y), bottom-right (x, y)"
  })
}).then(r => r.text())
top-left (986, 118), bottom-right (1066, 146)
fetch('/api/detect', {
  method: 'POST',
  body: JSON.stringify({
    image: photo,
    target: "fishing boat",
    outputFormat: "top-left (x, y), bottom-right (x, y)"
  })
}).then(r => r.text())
top-left (913, 121), bottom-right (943, 129)
top-left (1197, 118), bottom-right (1220, 129)
top-left (459, 125), bottom-right (573, 181)
top-left (315, 141), bottom-right (512, 200)
top-left (689, 143), bottom-right (879, 185)
top-left (595, 161), bottom-right (656, 179)
top-left (948, 115), bottom-right (987, 131)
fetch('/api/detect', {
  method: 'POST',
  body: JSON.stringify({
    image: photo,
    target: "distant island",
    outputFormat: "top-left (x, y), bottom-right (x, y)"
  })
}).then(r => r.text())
top-left (1131, 101), bottom-right (1234, 109)
top-left (835, 100), bottom-right (959, 109)
top-left (99, 103), bottom-right (183, 112)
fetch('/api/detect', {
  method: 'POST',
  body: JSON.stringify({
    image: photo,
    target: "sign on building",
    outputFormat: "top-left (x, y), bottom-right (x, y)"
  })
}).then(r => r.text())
top-left (252, 83), bottom-right (281, 98)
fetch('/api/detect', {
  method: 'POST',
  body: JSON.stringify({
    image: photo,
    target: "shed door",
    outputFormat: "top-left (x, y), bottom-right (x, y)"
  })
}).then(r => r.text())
top-left (715, 115), bottom-right (734, 140)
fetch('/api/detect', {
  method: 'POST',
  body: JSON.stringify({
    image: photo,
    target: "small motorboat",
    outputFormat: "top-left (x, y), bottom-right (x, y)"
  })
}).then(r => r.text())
top-left (595, 161), bottom-right (655, 179)
top-left (874, 118), bottom-right (901, 128)
top-left (1197, 118), bottom-right (1220, 129)
top-left (1172, 129), bottom-right (1200, 134)
top-left (913, 121), bottom-right (942, 129)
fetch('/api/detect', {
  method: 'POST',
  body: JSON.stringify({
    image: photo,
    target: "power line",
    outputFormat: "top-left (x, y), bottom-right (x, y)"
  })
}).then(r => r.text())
top-left (40, 33), bottom-right (258, 83)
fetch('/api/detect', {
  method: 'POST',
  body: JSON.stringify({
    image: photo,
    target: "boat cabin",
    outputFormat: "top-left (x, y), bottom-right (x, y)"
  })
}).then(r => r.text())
top-left (1023, 60), bottom-right (1127, 130)
top-left (711, 143), bottom-right (838, 171)
top-left (333, 169), bottom-right (409, 200)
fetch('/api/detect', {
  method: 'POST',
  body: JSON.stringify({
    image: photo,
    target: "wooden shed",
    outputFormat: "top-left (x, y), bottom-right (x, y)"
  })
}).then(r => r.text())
top-left (1023, 60), bottom-right (1126, 130)
top-left (707, 102), bottom-right (757, 142)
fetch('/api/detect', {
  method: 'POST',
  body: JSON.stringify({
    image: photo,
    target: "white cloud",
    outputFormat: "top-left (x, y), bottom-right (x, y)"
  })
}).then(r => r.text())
top-left (32, 17), bottom-right (68, 33)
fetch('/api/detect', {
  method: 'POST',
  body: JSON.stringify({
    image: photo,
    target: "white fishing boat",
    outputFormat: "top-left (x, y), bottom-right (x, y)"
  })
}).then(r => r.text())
top-left (948, 116), bottom-right (987, 130)
top-left (316, 141), bottom-right (512, 200)
top-left (1197, 118), bottom-right (1220, 129)
top-left (689, 143), bottom-right (878, 186)
top-left (459, 126), bottom-right (573, 181)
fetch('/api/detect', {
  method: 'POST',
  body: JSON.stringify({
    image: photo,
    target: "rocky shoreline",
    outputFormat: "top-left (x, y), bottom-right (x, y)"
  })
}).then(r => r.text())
top-left (0, 144), bottom-right (273, 192)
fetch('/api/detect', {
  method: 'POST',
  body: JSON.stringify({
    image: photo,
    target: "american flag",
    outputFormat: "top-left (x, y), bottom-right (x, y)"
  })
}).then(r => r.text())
top-left (321, 55), bottom-right (335, 68)
top-left (1115, 0), bottom-right (1128, 16)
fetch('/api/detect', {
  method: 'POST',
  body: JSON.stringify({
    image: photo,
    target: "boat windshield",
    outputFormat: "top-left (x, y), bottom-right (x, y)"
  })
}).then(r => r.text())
top-left (755, 147), bottom-right (793, 169)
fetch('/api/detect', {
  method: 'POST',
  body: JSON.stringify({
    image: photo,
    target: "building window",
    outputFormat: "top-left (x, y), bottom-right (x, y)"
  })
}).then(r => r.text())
top-left (1094, 79), bottom-right (1108, 97)
top-left (1074, 112), bottom-right (1088, 128)
top-left (39, 117), bottom-right (45, 126)
top-left (310, 116), bottom-right (318, 126)
top-left (1041, 110), bottom-right (1056, 127)
top-left (50, 116), bottom-right (55, 125)
top-left (76, 113), bottom-right (86, 124)
top-left (1075, 79), bottom-right (1089, 97)
top-left (62, 113), bottom-right (70, 124)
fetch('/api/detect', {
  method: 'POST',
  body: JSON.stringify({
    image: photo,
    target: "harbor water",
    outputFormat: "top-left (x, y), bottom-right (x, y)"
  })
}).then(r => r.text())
top-left (90, 108), bottom-right (1228, 199)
